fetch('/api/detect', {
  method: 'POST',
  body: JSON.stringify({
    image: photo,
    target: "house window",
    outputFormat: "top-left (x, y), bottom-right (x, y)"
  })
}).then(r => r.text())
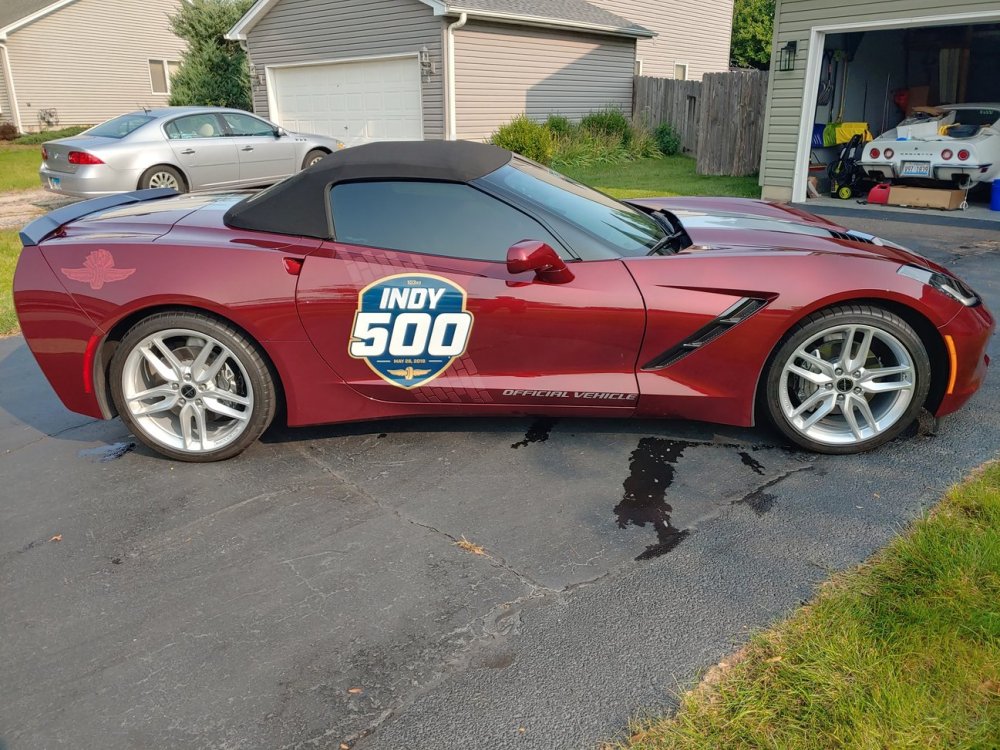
top-left (149, 59), bottom-right (181, 95)
top-left (674, 62), bottom-right (689, 81)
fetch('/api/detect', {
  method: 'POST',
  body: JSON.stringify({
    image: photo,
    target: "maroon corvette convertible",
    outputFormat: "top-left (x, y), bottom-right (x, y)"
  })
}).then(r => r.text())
top-left (13, 140), bottom-right (993, 461)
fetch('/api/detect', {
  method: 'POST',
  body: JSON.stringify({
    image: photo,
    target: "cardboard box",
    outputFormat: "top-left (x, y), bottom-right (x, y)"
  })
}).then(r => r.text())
top-left (888, 186), bottom-right (966, 211)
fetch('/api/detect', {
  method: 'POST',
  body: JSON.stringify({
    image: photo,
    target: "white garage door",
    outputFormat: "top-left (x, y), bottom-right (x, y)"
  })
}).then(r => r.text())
top-left (270, 57), bottom-right (423, 145)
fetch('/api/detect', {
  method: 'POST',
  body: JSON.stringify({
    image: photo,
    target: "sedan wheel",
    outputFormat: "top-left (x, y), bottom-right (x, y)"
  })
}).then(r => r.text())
top-left (765, 306), bottom-right (930, 454)
top-left (111, 313), bottom-right (276, 461)
top-left (139, 165), bottom-right (187, 193)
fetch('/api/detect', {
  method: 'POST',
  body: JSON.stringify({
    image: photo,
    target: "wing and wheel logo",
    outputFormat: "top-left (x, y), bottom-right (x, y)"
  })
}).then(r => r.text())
top-left (349, 274), bottom-right (475, 389)
top-left (60, 249), bottom-right (135, 290)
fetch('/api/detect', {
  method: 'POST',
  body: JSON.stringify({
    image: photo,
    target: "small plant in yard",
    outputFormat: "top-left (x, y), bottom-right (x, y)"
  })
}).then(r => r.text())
top-left (488, 115), bottom-right (554, 165)
top-left (0, 123), bottom-right (19, 141)
top-left (580, 107), bottom-right (632, 144)
top-left (13, 125), bottom-right (90, 145)
top-left (654, 123), bottom-right (682, 156)
top-left (544, 114), bottom-right (573, 137)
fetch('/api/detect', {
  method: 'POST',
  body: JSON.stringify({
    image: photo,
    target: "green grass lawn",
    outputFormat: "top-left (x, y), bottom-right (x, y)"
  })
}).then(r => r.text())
top-left (560, 155), bottom-right (761, 200)
top-left (0, 144), bottom-right (42, 192)
top-left (1, 230), bottom-right (20, 335)
top-left (617, 463), bottom-right (1000, 750)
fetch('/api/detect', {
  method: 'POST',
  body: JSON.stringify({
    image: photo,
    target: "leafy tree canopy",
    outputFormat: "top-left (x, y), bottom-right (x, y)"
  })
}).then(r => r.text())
top-left (168, 0), bottom-right (255, 110)
top-left (731, 0), bottom-right (775, 70)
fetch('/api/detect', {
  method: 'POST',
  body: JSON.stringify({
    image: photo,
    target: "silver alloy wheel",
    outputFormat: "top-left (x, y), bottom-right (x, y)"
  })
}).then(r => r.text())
top-left (307, 153), bottom-right (325, 166)
top-left (147, 170), bottom-right (180, 190)
top-left (778, 324), bottom-right (916, 446)
top-left (120, 328), bottom-right (254, 454)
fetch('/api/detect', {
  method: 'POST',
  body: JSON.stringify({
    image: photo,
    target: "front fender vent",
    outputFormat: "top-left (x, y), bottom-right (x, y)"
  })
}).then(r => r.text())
top-left (641, 297), bottom-right (769, 371)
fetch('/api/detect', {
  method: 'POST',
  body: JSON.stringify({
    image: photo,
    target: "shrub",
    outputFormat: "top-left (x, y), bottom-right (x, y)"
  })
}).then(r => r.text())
top-left (654, 122), bottom-right (682, 156)
top-left (0, 122), bottom-right (18, 141)
top-left (544, 114), bottom-right (573, 136)
top-left (13, 125), bottom-right (90, 144)
top-left (580, 107), bottom-right (631, 143)
top-left (489, 115), bottom-right (554, 165)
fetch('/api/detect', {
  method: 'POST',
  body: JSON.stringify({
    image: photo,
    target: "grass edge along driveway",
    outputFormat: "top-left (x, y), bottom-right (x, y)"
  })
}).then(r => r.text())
top-left (612, 462), bottom-right (1000, 750)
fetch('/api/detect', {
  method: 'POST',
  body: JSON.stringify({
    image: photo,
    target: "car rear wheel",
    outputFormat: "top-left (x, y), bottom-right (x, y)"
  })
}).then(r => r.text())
top-left (764, 305), bottom-right (930, 454)
top-left (139, 165), bottom-right (187, 193)
top-left (110, 312), bottom-right (276, 462)
top-left (302, 149), bottom-right (328, 169)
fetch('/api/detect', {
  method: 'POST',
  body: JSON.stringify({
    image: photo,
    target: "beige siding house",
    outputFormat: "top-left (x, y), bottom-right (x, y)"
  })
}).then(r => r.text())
top-left (228, 0), bottom-right (734, 144)
top-left (0, 0), bottom-right (186, 133)
top-left (760, 0), bottom-right (1000, 203)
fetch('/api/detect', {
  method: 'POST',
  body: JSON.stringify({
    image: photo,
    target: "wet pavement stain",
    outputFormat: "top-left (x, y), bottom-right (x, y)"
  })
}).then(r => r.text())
top-left (79, 441), bottom-right (136, 462)
top-left (614, 438), bottom-right (694, 560)
top-left (511, 418), bottom-right (558, 449)
top-left (735, 488), bottom-right (776, 515)
top-left (739, 451), bottom-right (766, 475)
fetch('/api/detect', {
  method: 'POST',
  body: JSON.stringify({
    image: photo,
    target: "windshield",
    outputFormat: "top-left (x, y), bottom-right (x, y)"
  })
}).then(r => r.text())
top-left (476, 157), bottom-right (665, 258)
top-left (85, 114), bottom-right (156, 139)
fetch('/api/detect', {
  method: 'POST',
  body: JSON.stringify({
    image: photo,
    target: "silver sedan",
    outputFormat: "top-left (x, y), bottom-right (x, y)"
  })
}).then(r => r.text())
top-left (39, 106), bottom-right (345, 197)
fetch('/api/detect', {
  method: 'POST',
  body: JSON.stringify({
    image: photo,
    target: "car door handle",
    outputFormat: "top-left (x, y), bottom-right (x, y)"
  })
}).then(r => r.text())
top-left (181, 149), bottom-right (195, 155)
top-left (241, 146), bottom-right (254, 152)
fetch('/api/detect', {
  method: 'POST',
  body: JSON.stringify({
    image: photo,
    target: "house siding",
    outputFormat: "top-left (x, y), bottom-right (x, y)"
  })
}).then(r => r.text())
top-left (454, 21), bottom-right (635, 142)
top-left (590, 0), bottom-right (734, 80)
top-left (245, 0), bottom-right (444, 139)
top-left (5, 0), bottom-right (185, 132)
top-left (761, 0), bottom-right (1000, 201)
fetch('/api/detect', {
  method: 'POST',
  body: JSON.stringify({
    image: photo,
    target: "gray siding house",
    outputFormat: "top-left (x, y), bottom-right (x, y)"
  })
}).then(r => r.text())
top-left (0, 0), bottom-right (186, 133)
top-left (760, 0), bottom-right (1000, 203)
top-left (227, 0), bottom-right (733, 144)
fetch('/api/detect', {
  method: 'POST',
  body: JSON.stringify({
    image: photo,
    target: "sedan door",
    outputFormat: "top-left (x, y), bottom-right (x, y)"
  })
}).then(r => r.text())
top-left (295, 180), bottom-right (647, 410)
top-left (164, 113), bottom-right (239, 190)
top-left (219, 112), bottom-right (298, 185)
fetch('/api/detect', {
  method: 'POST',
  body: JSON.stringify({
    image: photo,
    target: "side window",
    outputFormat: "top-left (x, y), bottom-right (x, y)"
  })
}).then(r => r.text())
top-left (330, 181), bottom-right (564, 262)
top-left (165, 114), bottom-right (226, 140)
top-left (221, 113), bottom-right (275, 137)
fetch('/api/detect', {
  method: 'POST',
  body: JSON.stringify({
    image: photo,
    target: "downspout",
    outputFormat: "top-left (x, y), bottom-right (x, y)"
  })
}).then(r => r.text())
top-left (445, 12), bottom-right (467, 140)
top-left (0, 42), bottom-right (24, 133)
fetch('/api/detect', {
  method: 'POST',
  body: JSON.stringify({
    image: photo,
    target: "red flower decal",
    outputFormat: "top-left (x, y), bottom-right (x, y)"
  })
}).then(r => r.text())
top-left (61, 249), bottom-right (136, 290)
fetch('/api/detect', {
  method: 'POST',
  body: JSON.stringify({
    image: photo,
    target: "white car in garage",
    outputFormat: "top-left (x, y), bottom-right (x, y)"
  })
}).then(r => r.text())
top-left (861, 104), bottom-right (1000, 188)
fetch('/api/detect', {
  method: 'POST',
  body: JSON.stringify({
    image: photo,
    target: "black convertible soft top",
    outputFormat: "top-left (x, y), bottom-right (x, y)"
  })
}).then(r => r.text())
top-left (223, 140), bottom-right (513, 239)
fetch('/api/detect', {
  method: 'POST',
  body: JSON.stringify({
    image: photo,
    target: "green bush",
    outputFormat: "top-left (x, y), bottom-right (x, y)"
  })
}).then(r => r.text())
top-left (580, 107), bottom-right (631, 143)
top-left (0, 123), bottom-right (18, 141)
top-left (654, 122), bottom-right (682, 156)
top-left (13, 125), bottom-right (91, 144)
top-left (544, 114), bottom-right (573, 136)
top-left (489, 115), bottom-right (554, 165)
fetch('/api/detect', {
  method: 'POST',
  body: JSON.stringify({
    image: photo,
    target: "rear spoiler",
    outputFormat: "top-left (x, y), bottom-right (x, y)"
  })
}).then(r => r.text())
top-left (19, 188), bottom-right (177, 246)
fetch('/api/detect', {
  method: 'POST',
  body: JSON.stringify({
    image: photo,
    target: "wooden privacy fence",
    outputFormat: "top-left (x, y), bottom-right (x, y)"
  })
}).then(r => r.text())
top-left (633, 69), bottom-right (769, 177)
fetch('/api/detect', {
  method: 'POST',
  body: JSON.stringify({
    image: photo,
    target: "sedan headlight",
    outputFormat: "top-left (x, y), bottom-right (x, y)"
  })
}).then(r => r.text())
top-left (898, 264), bottom-right (980, 307)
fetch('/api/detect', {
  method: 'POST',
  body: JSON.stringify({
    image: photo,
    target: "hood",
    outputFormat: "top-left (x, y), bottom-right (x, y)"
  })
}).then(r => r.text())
top-left (627, 197), bottom-right (949, 273)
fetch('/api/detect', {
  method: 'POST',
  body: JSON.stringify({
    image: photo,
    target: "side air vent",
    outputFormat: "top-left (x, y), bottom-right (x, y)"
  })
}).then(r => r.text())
top-left (642, 297), bottom-right (769, 371)
top-left (830, 229), bottom-right (882, 245)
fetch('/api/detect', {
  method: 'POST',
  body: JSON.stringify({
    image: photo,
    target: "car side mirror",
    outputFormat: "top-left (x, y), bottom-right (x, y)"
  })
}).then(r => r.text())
top-left (274, 127), bottom-right (286, 138)
top-left (506, 240), bottom-right (574, 284)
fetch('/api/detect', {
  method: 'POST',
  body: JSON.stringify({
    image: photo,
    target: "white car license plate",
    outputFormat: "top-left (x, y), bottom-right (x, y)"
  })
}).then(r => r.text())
top-left (48, 176), bottom-right (60, 188)
top-left (900, 162), bottom-right (931, 177)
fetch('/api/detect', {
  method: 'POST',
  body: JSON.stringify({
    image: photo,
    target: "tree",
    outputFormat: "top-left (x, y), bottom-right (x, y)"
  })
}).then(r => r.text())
top-left (168, 0), bottom-right (255, 110)
top-left (730, 0), bottom-right (775, 70)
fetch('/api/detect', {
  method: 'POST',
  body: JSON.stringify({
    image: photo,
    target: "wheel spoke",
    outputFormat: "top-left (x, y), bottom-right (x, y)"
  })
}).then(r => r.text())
top-left (151, 337), bottom-right (186, 378)
top-left (132, 397), bottom-right (178, 416)
top-left (179, 403), bottom-right (196, 450)
top-left (203, 396), bottom-right (249, 421)
top-left (191, 341), bottom-right (216, 380)
top-left (794, 348), bottom-right (834, 375)
top-left (852, 395), bottom-right (880, 434)
top-left (842, 398), bottom-right (864, 440)
top-left (791, 388), bottom-right (827, 417)
top-left (788, 363), bottom-right (832, 386)
top-left (864, 364), bottom-right (912, 379)
top-left (197, 351), bottom-right (230, 384)
top-left (800, 395), bottom-right (836, 429)
top-left (862, 380), bottom-right (913, 394)
top-left (847, 328), bottom-right (874, 371)
top-left (213, 391), bottom-right (250, 407)
top-left (140, 345), bottom-right (179, 382)
top-left (127, 386), bottom-right (176, 403)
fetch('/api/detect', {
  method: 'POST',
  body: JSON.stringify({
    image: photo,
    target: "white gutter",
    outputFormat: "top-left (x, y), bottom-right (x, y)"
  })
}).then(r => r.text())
top-left (445, 11), bottom-right (467, 141)
top-left (0, 43), bottom-right (23, 133)
top-left (448, 8), bottom-right (653, 38)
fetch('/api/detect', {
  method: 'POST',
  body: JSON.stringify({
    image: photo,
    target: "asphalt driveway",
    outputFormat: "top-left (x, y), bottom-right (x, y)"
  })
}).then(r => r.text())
top-left (1, 215), bottom-right (997, 749)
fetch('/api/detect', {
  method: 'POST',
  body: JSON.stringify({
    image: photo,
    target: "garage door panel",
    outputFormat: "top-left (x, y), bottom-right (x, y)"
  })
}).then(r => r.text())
top-left (271, 57), bottom-right (423, 145)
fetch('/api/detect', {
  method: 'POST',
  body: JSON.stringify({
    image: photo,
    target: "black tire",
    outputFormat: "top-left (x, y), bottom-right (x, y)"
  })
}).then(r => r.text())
top-left (763, 304), bottom-right (931, 454)
top-left (110, 312), bottom-right (276, 462)
top-left (302, 149), bottom-right (329, 170)
top-left (138, 164), bottom-right (187, 193)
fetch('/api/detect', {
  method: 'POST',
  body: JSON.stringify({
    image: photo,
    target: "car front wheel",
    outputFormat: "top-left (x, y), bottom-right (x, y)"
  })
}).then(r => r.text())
top-left (764, 305), bottom-right (930, 454)
top-left (110, 312), bottom-right (276, 462)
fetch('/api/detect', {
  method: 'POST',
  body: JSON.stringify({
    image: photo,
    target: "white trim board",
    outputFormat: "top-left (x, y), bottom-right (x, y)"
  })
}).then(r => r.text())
top-left (790, 9), bottom-right (1000, 203)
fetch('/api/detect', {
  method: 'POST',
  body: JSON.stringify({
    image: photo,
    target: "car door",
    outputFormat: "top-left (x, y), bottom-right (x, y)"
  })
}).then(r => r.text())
top-left (295, 180), bottom-right (647, 410)
top-left (219, 112), bottom-right (298, 185)
top-left (164, 113), bottom-right (239, 189)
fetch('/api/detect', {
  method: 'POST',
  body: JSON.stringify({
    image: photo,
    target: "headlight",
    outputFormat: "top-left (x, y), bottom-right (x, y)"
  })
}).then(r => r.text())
top-left (898, 265), bottom-right (980, 307)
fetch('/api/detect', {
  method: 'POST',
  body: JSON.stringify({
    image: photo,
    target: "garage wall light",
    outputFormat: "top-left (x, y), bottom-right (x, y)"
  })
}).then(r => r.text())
top-left (419, 46), bottom-right (436, 79)
top-left (778, 41), bottom-right (797, 72)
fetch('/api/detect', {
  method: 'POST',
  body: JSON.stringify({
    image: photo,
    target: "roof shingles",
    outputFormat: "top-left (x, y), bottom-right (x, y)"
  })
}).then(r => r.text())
top-left (0, 0), bottom-right (63, 33)
top-left (447, 0), bottom-right (651, 36)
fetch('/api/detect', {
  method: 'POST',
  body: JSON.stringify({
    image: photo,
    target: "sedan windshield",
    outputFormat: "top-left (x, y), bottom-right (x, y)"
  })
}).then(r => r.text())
top-left (477, 157), bottom-right (665, 258)
top-left (85, 114), bottom-right (156, 139)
